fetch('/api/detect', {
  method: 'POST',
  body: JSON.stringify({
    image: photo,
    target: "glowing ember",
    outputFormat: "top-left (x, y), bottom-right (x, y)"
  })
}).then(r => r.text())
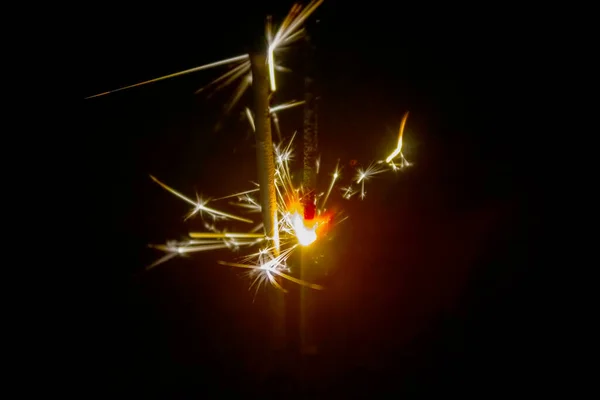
top-left (291, 212), bottom-right (317, 246)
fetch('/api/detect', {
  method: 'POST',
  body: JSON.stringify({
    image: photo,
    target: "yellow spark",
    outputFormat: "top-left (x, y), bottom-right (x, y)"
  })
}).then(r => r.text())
top-left (268, 44), bottom-right (277, 92)
top-left (224, 74), bottom-right (252, 113)
top-left (229, 201), bottom-right (261, 212)
top-left (150, 175), bottom-right (253, 223)
top-left (213, 188), bottom-right (260, 201)
top-left (385, 111), bottom-right (410, 163)
top-left (188, 232), bottom-right (265, 239)
top-left (245, 107), bottom-right (256, 131)
top-left (84, 54), bottom-right (249, 99)
top-left (194, 61), bottom-right (250, 94)
top-left (146, 253), bottom-right (179, 270)
top-left (321, 159), bottom-right (340, 209)
top-left (341, 185), bottom-right (357, 199)
top-left (173, 244), bottom-right (229, 254)
top-left (218, 260), bottom-right (323, 290)
top-left (278, 28), bottom-right (306, 47)
top-left (355, 162), bottom-right (386, 199)
top-left (266, 0), bottom-right (324, 93)
top-left (147, 242), bottom-right (232, 271)
top-left (273, 0), bottom-right (324, 48)
top-left (270, 100), bottom-right (305, 113)
top-left (275, 64), bottom-right (293, 73)
top-left (273, 3), bottom-right (302, 47)
top-left (355, 162), bottom-right (386, 183)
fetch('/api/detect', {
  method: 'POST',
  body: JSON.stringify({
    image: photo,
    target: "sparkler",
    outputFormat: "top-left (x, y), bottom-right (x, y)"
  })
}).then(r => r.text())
top-left (146, 124), bottom-right (412, 292)
top-left (86, 1), bottom-right (416, 293)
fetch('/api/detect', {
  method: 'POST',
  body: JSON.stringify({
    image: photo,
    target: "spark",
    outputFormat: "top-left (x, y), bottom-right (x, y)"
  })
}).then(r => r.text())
top-left (195, 61), bottom-right (251, 95)
top-left (266, 0), bottom-right (325, 93)
top-left (219, 247), bottom-right (324, 291)
top-left (151, 243), bottom-right (230, 254)
top-left (84, 54), bottom-right (249, 99)
top-left (224, 74), bottom-right (252, 113)
top-left (213, 188), bottom-right (260, 201)
top-left (268, 44), bottom-right (277, 92)
top-left (270, 100), bottom-right (305, 113)
top-left (150, 175), bottom-right (253, 223)
top-left (355, 162), bottom-right (386, 199)
top-left (245, 107), bottom-right (256, 132)
top-left (275, 64), bottom-right (293, 73)
top-left (321, 159), bottom-right (340, 210)
top-left (385, 111), bottom-right (410, 163)
top-left (279, 28), bottom-right (306, 47)
top-left (341, 185), bottom-right (357, 200)
top-left (356, 162), bottom-right (386, 184)
top-left (272, 0), bottom-right (324, 49)
top-left (229, 201), bottom-right (262, 212)
top-left (188, 232), bottom-right (265, 239)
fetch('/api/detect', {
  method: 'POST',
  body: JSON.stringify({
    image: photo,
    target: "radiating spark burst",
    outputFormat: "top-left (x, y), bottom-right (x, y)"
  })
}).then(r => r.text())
top-left (149, 175), bottom-right (253, 223)
top-left (147, 107), bottom-right (416, 288)
top-left (148, 112), bottom-right (416, 286)
top-left (355, 162), bottom-right (387, 199)
top-left (88, 2), bottom-right (418, 291)
top-left (148, 132), bottom-right (332, 289)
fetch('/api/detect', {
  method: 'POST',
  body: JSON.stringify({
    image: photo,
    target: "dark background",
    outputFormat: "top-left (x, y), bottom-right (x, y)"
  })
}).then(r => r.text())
top-left (79, 1), bottom-right (545, 397)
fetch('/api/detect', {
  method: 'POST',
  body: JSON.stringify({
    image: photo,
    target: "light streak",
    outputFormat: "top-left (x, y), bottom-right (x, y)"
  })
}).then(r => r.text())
top-left (385, 111), bottom-right (410, 163)
top-left (245, 107), bottom-right (256, 132)
top-left (224, 74), bottom-right (252, 113)
top-left (270, 100), bottom-right (305, 113)
top-left (195, 61), bottom-right (250, 94)
top-left (218, 259), bottom-right (324, 291)
top-left (266, 0), bottom-right (324, 93)
top-left (150, 175), bottom-right (253, 223)
top-left (188, 232), bottom-right (265, 239)
top-left (321, 159), bottom-right (340, 209)
top-left (84, 54), bottom-right (249, 99)
top-left (214, 188), bottom-right (260, 201)
top-left (268, 45), bottom-right (277, 92)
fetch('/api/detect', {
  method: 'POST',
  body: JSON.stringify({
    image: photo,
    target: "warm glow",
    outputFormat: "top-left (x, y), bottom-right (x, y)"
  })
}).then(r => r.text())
top-left (291, 211), bottom-right (317, 246)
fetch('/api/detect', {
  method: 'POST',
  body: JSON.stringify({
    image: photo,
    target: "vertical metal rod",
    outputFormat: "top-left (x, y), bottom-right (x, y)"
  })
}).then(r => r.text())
top-left (250, 52), bottom-right (279, 253)
top-left (301, 32), bottom-right (318, 355)
top-left (250, 51), bottom-right (285, 354)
